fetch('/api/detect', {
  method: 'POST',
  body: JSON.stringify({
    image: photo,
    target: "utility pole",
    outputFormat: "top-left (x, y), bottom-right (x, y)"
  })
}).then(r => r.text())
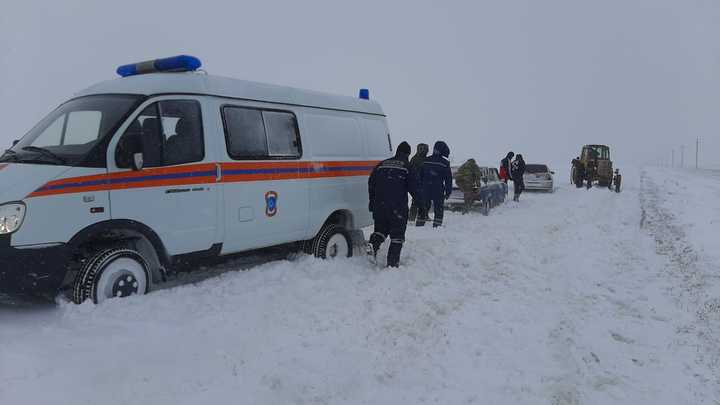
top-left (695, 137), bottom-right (700, 169)
top-left (681, 145), bottom-right (685, 168)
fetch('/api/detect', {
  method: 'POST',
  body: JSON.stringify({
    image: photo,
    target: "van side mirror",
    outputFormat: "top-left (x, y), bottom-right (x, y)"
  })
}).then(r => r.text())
top-left (12, 140), bottom-right (19, 147)
top-left (132, 152), bottom-right (144, 171)
top-left (550, 171), bottom-right (555, 175)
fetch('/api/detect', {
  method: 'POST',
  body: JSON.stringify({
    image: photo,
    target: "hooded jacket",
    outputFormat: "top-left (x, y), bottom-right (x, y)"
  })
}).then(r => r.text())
top-left (419, 141), bottom-right (453, 201)
top-left (409, 143), bottom-right (429, 175)
top-left (500, 152), bottom-right (514, 179)
top-left (511, 155), bottom-right (526, 181)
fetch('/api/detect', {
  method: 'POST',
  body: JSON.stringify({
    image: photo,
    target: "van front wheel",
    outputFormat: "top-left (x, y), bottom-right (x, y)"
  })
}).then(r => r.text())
top-left (72, 247), bottom-right (150, 304)
top-left (313, 224), bottom-right (353, 259)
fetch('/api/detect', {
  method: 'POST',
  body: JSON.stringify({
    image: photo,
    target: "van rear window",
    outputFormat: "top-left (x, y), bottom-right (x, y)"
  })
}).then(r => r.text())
top-left (526, 164), bottom-right (549, 173)
top-left (222, 106), bottom-right (301, 160)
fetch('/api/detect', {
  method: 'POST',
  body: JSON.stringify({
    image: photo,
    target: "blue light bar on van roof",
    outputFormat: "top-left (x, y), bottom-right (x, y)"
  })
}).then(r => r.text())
top-left (116, 55), bottom-right (202, 77)
top-left (359, 88), bottom-right (370, 100)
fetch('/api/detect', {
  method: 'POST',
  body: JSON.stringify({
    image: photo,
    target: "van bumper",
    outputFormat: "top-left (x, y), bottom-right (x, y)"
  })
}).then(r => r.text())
top-left (0, 236), bottom-right (71, 297)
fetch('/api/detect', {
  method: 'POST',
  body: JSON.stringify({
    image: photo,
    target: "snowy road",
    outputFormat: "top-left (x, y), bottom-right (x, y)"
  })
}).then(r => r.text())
top-left (1, 168), bottom-right (718, 404)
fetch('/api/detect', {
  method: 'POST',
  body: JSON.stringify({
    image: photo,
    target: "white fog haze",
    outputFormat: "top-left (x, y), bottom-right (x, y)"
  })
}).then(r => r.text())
top-left (1, 0), bottom-right (718, 171)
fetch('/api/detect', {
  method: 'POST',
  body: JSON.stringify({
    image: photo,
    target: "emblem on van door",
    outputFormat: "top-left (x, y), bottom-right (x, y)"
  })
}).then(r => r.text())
top-left (265, 191), bottom-right (278, 217)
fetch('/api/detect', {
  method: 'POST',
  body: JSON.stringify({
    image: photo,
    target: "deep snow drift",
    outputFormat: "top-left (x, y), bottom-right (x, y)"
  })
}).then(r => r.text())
top-left (0, 167), bottom-right (718, 404)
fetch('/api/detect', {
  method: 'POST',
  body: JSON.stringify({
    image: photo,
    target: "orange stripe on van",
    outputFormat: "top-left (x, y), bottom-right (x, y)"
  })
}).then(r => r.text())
top-left (26, 160), bottom-right (379, 198)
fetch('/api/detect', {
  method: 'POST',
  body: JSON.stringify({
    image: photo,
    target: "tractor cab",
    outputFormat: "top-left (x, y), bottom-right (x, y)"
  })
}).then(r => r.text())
top-left (581, 145), bottom-right (610, 161)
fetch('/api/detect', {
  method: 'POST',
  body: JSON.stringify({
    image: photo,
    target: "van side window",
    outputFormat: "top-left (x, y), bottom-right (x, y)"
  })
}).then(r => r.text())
top-left (223, 107), bottom-right (267, 158)
top-left (222, 106), bottom-right (301, 160)
top-left (160, 100), bottom-right (204, 166)
top-left (116, 100), bottom-right (204, 168)
top-left (263, 111), bottom-right (300, 157)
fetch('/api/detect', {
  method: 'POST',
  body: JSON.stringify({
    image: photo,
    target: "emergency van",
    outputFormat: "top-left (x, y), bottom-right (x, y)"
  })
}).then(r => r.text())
top-left (0, 55), bottom-right (392, 303)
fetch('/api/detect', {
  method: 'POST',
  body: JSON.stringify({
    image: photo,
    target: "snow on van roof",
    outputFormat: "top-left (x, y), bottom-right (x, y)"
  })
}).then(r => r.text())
top-left (76, 72), bottom-right (385, 116)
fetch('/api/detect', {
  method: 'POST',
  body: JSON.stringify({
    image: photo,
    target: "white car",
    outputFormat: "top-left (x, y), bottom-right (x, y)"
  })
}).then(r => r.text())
top-left (0, 55), bottom-right (392, 303)
top-left (523, 164), bottom-right (554, 192)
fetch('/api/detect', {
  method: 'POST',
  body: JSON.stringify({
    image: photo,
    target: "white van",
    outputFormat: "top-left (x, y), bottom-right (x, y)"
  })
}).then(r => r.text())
top-left (0, 56), bottom-right (392, 303)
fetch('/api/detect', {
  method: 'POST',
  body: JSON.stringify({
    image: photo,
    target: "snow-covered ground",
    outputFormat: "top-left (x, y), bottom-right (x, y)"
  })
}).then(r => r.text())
top-left (1, 167), bottom-right (718, 404)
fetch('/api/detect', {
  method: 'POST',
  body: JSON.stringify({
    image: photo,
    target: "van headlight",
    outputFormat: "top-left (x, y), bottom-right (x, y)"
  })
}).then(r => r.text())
top-left (0, 203), bottom-right (26, 234)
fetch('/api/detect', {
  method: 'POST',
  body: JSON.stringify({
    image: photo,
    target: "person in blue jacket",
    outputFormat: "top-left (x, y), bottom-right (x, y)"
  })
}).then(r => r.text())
top-left (416, 141), bottom-right (453, 228)
top-left (367, 141), bottom-right (417, 267)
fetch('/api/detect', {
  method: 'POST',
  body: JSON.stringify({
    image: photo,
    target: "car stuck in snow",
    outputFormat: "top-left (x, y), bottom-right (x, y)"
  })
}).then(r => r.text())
top-left (0, 55), bottom-right (393, 303)
top-left (447, 166), bottom-right (507, 215)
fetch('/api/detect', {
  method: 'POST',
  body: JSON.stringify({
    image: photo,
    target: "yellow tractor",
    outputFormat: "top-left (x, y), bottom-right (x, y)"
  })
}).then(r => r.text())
top-left (571, 145), bottom-right (616, 189)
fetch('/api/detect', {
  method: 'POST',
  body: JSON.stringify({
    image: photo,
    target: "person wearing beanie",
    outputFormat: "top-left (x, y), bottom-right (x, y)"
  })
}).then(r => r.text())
top-left (408, 143), bottom-right (429, 222)
top-left (416, 141), bottom-right (453, 228)
top-left (367, 141), bottom-right (417, 267)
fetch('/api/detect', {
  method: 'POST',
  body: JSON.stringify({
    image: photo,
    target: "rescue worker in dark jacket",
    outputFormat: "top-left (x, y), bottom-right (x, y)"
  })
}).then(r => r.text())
top-left (416, 141), bottom-right (452, 228)
top-left (408, 143), bottom-right (429, 222)
top-left (511, 154), bottom-right (526, 201)
top-left (500, 151), bottom-right (514, 183)
top-left (367, 141), bottom-right (417, 267)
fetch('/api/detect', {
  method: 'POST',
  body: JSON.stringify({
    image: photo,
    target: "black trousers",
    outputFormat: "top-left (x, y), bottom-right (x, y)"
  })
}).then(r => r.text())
top-left (369, 207), bottom-right (408, 267)
top-left (408, 198), bottom-right (421, 222)
top-left (513, 179), bottom-right (524, 198)
top-left (416, 198), bottom-right (444, 228)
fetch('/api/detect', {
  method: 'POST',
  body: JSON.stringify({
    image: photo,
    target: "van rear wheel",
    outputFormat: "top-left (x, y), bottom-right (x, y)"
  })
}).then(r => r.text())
top-left (72, 247), bottom-right (150, 304)
top-left (313, 224), bottom-right (353, 259)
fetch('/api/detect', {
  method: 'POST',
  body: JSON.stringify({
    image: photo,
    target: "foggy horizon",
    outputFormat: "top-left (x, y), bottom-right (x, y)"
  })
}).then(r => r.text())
top-left (1, 0), bottom-right (718, 170)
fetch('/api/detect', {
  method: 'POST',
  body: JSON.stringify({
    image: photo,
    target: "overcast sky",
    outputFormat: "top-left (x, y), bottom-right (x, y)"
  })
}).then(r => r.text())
top-left (1, 0), bottom-right (718, 170)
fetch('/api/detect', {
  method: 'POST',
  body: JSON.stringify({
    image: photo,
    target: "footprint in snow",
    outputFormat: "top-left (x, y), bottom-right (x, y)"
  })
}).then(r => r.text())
top-left (610, 332), bottom-right (635, 344)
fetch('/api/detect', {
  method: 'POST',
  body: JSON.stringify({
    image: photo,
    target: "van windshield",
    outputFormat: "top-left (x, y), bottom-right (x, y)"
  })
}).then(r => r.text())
top-left (0, 95), bottom-right (142, 167)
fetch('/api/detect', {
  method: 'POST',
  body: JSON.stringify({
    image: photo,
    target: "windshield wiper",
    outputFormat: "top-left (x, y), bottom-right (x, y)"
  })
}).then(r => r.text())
top-left (0, 149), bottom-right (19, 162)
top-left (21, 146), bottom-right (67, 165)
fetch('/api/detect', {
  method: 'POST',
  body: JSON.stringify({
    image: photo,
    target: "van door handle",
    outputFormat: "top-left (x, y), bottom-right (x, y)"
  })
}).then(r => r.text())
top-left (215, 163), bottom-right (222, 182)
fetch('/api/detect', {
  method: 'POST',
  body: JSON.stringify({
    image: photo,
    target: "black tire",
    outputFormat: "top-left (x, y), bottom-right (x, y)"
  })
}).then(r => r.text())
top-left (72, 247), bottom-right (150, 304)
top-left (301, 239), bottom-right (315, 255)
top-left (312, 224), bottom-right (353, 259)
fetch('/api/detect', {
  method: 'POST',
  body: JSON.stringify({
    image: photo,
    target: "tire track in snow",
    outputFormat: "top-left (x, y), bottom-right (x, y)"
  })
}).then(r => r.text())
top-left (640, 169), bottom-right (720, 401)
